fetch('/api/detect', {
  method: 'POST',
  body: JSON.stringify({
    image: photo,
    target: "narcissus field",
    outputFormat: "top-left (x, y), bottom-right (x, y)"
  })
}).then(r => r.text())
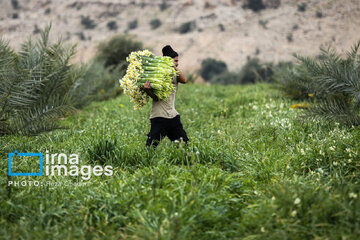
top-left (1, 83), bottom-right (359, 239)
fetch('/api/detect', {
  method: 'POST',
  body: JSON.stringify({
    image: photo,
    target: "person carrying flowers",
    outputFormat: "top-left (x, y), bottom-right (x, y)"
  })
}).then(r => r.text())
top-left (142, 45), bottom-right (189, 148)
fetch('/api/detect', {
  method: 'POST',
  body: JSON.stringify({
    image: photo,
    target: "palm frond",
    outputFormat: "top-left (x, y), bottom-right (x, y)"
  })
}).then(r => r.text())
top-left (279, 41), bottom-right (360, 127)
top-left (0, 23), bottom-right (81, 136)
top-left (307, 96), bottom-right (360, 126)
top-left (345, 40), bottom-right (360, 62)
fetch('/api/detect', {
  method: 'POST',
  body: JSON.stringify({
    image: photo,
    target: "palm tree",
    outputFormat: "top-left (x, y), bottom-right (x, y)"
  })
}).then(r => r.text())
top-left (298, 41), bottom-right (360, 126)
top-left (277, 41), bottom-right (360, 126)
top-left (0, 23), bottom-right (82, 136)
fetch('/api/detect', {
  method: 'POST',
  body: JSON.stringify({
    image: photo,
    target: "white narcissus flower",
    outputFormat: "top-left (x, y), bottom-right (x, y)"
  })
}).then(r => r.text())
top-left (349, 192), bottom-right (358, 199)
top-left (300, 149), bottom-right (305, 155)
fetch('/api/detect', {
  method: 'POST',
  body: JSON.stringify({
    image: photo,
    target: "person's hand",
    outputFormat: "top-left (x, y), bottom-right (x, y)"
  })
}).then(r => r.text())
top-left (173, 65), bottom-right (179, 71)
top-left (144, 80), bottom-right (152, 90)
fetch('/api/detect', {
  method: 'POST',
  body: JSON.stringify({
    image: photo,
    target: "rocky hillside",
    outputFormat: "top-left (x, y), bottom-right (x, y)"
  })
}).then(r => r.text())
top-left (1, 0), bottom-right (359, 74)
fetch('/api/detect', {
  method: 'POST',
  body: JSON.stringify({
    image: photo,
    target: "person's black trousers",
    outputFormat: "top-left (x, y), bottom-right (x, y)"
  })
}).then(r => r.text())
top-left (146, 115), bottom-right (189, 148)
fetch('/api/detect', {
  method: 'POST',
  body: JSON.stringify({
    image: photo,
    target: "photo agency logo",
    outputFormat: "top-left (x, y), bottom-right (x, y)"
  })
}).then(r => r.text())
top-left (8, 151), bottom-right (43, 176)
top-left (7, 150), bottom-right (113, 187)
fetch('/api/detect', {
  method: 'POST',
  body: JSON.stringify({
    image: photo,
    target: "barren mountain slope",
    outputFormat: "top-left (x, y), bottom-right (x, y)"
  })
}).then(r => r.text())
top-left (1, 0), bottom-right (359, 74)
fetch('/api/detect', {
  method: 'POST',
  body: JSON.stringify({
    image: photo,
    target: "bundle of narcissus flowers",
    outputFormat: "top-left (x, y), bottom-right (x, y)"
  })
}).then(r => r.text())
top-left (119, 50), bottom-right (178, 109)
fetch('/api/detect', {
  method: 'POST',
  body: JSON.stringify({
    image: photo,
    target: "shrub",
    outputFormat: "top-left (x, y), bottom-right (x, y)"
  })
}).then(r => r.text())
top-left (238, 58), bottom-right (275, 84)
top-left (11, 0), bottom-right (19, 9)
top-left (128, 19), bottom-right (138, 30)
top-left (81, 16), bottom-right (96, 29)
top-left (33, 24), bottom-right (40, 34)
top-left (200, 58), bottom-right (228, 81)
top-left (243, 0), bottom-right (265, 12)
top-left (201, 58), bottom-right (276, 85)
top-left (316, 11), bottom-right (323, 18)
top-left (287, 32), bottom-right (293, 42)
top-left (298, 3), bottom-right (307, 12)
top-left (159, 1), bottom-right (169, 11)
top-left (107, 21), bottom-right (118, 31)
top-left (69, 60), bottom-right (122, 108)
top-left (76, 32), bottom-right (86, 41)
top-left (0, 24), bottom-right (82, 136)
top-left (258, 19), bottom-right (268, 29)
top-left (210, 71), bottom-right (240, 85)
top-left (178, 21), bottom-right (196, 34)
top-left (95, 34), bottom-right (143, 69)
top-left (150, 18), bottom-right (162, 30)
top-left (218, 24), bottom-right (225, 32)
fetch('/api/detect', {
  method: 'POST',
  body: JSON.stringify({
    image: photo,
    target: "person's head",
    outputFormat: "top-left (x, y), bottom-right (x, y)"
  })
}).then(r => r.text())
top-left (162, 45), bottom-right (179, 67)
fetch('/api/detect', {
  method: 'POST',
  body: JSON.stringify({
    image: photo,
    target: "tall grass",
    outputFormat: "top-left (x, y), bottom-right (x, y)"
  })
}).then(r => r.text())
top-left (1, 83), bottom-right (359, 239)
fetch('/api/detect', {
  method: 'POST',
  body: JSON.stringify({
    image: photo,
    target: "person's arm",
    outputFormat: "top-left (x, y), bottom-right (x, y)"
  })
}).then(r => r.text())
top-left (141, 80), bottom-right (159, 101)
top-left (174, 66), bottom-right (187, 84)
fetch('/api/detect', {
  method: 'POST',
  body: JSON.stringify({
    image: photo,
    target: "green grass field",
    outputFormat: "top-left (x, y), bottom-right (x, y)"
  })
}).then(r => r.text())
top-left (1, 83), bottom-right (359, 239)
